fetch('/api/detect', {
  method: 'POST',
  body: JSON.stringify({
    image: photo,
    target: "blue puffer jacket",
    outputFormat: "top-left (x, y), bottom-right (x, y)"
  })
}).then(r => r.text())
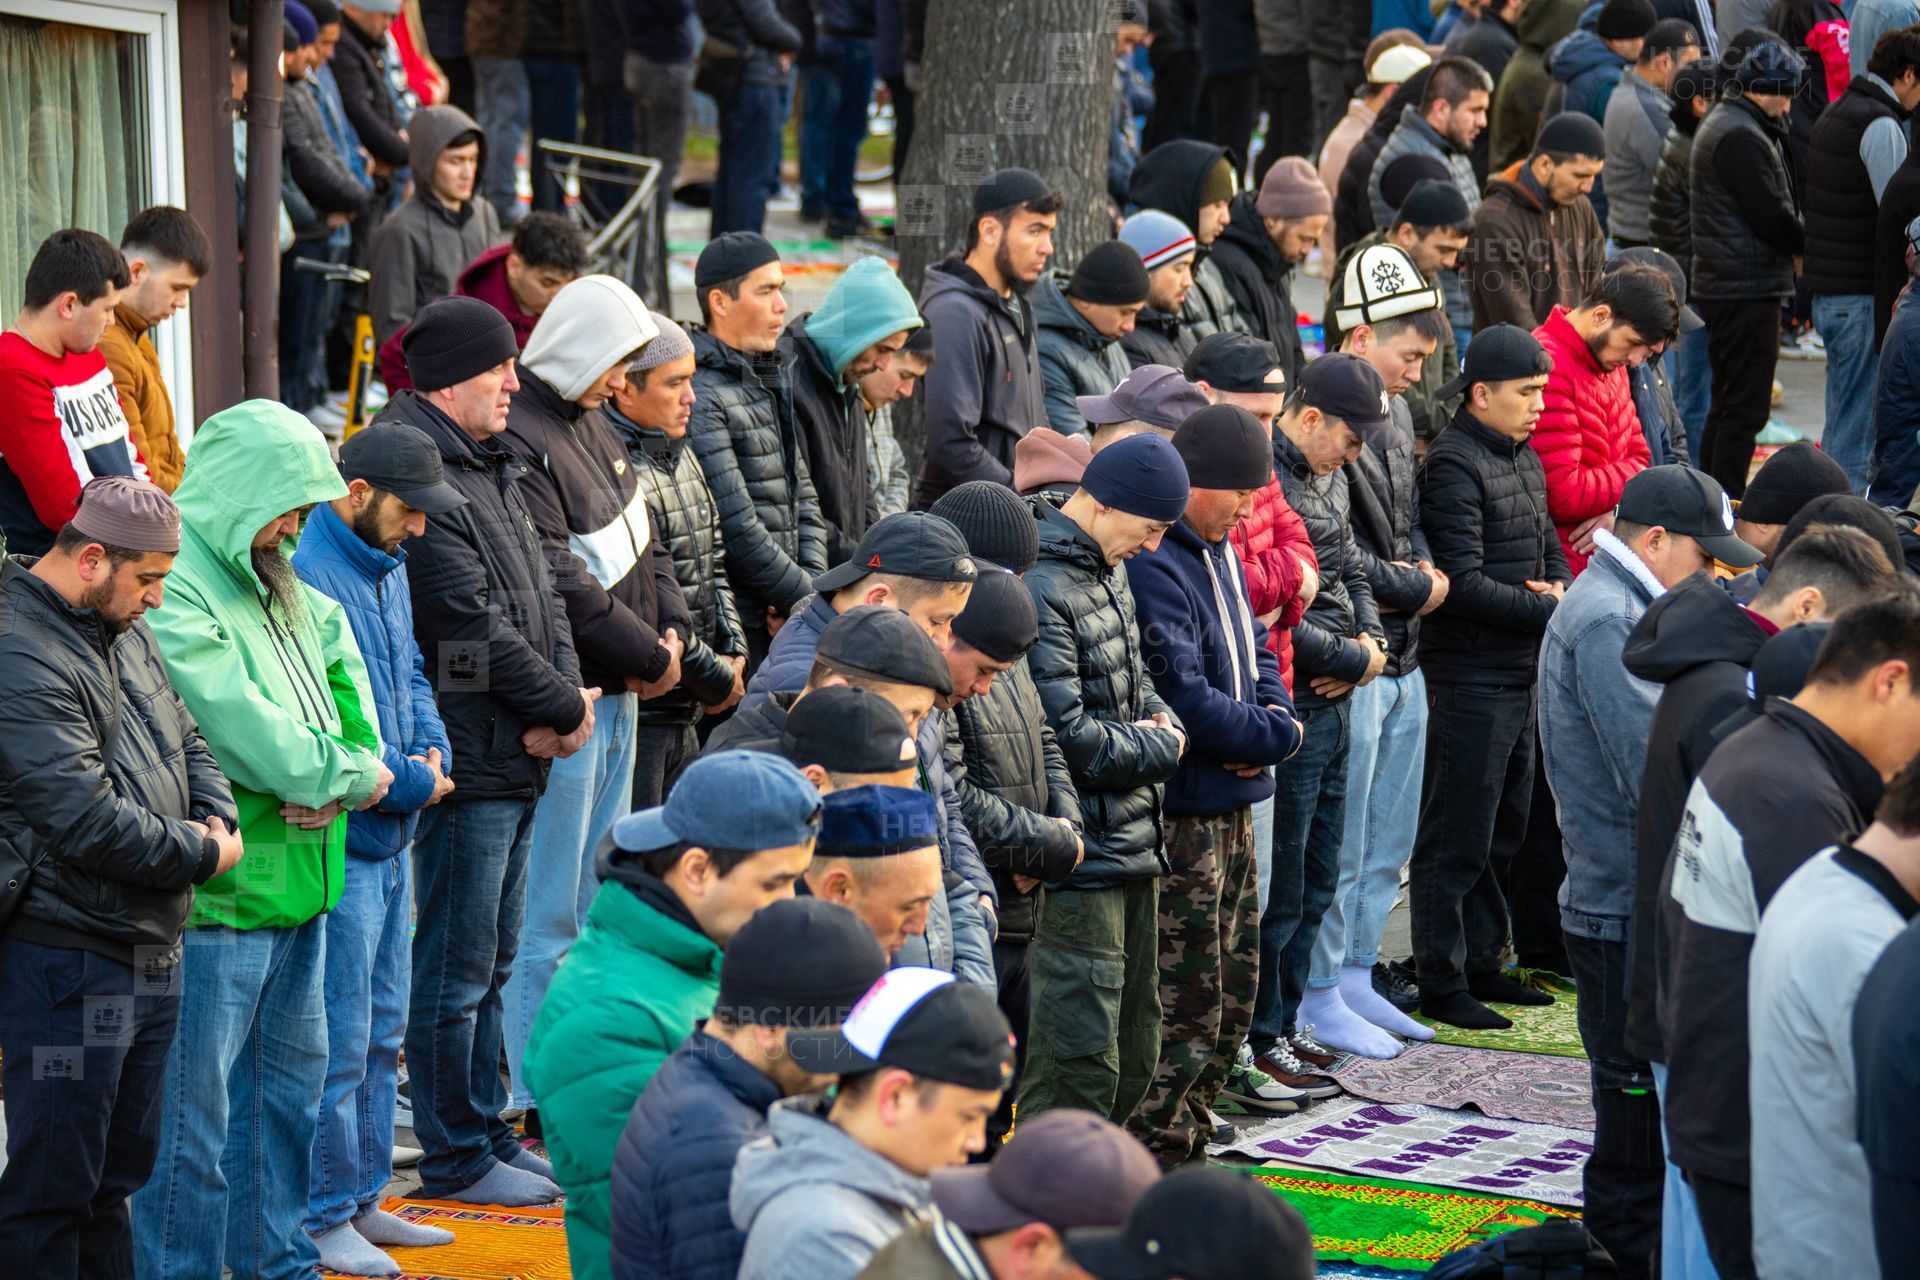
top-left (291, 501), bottom-right (452, 860)
top-left (608, 1031), bottom-right (781, 1280)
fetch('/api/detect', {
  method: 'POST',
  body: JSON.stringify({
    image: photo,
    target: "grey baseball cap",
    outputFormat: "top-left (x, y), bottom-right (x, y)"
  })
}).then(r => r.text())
top-left (1076, 364), bottom-right (1210, 430)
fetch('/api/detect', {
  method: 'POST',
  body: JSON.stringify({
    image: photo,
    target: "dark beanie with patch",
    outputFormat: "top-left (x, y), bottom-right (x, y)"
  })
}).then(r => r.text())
top-left (1172, 404), bottom-right (1274, 490)
top-left (1068, 240), bottom-right (1152, 307)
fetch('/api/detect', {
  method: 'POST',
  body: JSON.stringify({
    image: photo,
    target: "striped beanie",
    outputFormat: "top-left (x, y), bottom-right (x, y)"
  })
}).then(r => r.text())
top-left (1118, 210), bottom-right (1196, 272)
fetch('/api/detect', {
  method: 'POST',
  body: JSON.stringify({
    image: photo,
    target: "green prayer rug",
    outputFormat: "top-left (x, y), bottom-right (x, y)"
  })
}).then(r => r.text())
top-left (1413, 971), bottom-right (1587, 1059)
top-left (1226, 1166), bottom-right (1574, 1272)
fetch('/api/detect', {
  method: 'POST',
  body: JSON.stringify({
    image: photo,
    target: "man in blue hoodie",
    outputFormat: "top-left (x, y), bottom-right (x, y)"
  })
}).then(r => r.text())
top-left (1127, 404), bottom-right (1304, 1166)
top-left (291, 423), bottom-right (461, 1277)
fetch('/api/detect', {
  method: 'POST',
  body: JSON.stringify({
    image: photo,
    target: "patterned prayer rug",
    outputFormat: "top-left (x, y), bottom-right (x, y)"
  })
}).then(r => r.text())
top-left (1226, 1165), bottom-right (1576, 1272)
top-left (1209, 1096), bottom-right (1590, 1206)
top-left (1414, 971), bottom-right (1587, 1059)
top-left (1331, 1042), bottom-right (1595, 1130)
top-left (320, 1198), bottom-right (570, 1280)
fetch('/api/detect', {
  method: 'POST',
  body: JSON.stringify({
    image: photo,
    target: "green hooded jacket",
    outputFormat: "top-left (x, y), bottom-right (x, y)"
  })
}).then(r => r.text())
top-left (147, 400), bottom-right (384, 930)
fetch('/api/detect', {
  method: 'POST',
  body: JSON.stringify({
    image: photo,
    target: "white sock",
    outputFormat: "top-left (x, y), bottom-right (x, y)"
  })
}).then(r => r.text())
top-left (1298, 984), bottom-right (1402, 1059)
top-left (437, 1159), bottom-right (562, 1207)
top-left (1339, 964), bottom-right (1435, 1041)
top-left (312, 1221), bottom-right (401, 1278)
top-left (353, 1206), bottom-right (455, 1248)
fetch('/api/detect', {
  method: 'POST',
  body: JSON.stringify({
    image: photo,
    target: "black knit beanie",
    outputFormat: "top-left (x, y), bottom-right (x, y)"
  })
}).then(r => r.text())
top-left (1738, 442), bottom-right (1851, 525)
top-left (1172, 404), bottom-right (1274, 490)
top-left (953, 568), bottom-right (1039, 663)
top-left (402, 296), bottom-right (519, 393)
top-left (1534, 112), bottom-right (1608, 160)
top-left (1068, 241), bottom-right (1152, 307)
top-left (930, 481), bottom-right (1040, 573)
top-left (1379, 155), bottom-right (1449, 214)
top-left (1596, 0), bottom-right (1657, 40)
top-left (695, 231), bottom-right (779, 293)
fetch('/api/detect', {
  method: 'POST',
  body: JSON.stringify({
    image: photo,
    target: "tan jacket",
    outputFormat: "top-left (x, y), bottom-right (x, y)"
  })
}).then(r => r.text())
top-left (98, 306), bottom-right (184, 492)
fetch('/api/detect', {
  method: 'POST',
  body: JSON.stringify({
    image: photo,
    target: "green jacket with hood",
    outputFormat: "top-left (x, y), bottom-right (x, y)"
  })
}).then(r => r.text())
top-left (148, 400), bottom-right (385, 931)
top-left (366, 104), bottom-right (504, 347)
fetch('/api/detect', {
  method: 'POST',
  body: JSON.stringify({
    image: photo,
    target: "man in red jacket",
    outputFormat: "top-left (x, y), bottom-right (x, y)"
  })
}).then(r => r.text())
top-left (1531, 263), bottom-right (1676, 575)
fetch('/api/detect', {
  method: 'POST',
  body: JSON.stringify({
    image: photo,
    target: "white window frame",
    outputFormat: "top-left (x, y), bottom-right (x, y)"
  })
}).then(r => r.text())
top-left (1, 0), bottom-right (194, 433)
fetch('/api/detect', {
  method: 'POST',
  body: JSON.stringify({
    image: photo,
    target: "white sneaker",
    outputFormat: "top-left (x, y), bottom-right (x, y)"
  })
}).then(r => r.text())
top-left (392, 1144), bottom-right (423, 1168)
top-left (1219, 1043), bottom-right (1308, 1112)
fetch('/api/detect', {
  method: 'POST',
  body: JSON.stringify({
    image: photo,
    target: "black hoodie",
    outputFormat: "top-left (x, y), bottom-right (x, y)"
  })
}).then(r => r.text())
top-left (1128, 140), bottom-right (1246, 340)
top-left (1618, 573), bottom-right (1772, 1062)
top-left (1209, 191), bottom-right (1305, 384)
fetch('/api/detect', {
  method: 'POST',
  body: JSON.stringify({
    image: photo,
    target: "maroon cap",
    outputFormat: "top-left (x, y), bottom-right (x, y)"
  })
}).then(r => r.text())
top-left (929, 1110), bottom-right (1159, 1234)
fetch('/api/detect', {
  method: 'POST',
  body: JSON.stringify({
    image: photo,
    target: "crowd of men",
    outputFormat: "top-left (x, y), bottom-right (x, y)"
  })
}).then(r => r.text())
top-left (10, 3), bottom-right (1920, 1280)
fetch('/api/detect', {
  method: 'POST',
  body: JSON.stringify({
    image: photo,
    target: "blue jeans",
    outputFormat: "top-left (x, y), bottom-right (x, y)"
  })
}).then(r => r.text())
top-left (131, 921), bottom-right (328, 1280)
top-left (308, 853), bottom-right (413, 1234)
top-left (799, 35), bottom-right (875, 225)
top-left (474, 54), bottom-right (530, 223)
top-left (504, 692), bottom-right (638, 1109)
top-left (1310, 668), bottom-right (1427, 985)
top-left (1671, 324), bottom-right (1712, 466)
top-left (1653, 1063), bottom-right (1723, 1280)
top-left (1813, 293), bottom-right (1876, 492)
top-left (526, 56), bottom-right (581, 213)
top-left (1253, 697), bottom-right (1349, 1048)
top-left (712, 78), bottom-right (783, 236)
top-left (406, 796), bottom-right (538, 1195)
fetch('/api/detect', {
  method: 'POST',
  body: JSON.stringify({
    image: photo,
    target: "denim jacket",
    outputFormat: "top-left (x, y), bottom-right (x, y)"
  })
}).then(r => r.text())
top-left (1536, 536), bottom-right (1662, 940)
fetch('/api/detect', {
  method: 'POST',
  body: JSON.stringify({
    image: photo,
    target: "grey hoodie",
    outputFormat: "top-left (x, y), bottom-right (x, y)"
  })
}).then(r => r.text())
top-left (367, 104), bottom-right (503, 346)
top-left (731, 1097), bottom-right (934, 1280)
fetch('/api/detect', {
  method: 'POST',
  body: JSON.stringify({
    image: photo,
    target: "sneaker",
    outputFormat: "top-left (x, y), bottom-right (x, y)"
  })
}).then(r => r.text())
top-left (1289, 1026), bottom-right (1340, 1069)
top-left (1253, 1043), bottom-right (1342, 1099)
top-left (1220, 1044), bottom-right (1308, 1113)
top-left (392, 1144), bottom-right (423, 1168)
top-left (1373, 961), bottom-right (1420, 1012)
top-left (1200, 1103), bottom-right (1233, 1146)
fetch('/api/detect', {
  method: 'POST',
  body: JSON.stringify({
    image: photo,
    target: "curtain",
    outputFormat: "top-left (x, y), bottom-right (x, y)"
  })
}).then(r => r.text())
top-left (0, 15), bottom-right (135, 312)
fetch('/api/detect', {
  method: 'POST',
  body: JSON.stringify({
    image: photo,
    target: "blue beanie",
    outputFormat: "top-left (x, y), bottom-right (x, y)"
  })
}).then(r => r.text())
top-left (807, 257), bottom-right (924, 379)
top-left (284, 0), bottom-right (317, 44)
top-left (1079, 433), bottom-right (1190, 522)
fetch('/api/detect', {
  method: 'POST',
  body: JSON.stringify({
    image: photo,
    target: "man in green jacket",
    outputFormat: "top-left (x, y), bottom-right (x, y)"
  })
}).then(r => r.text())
top-left (130, 400), bottom-right (394, 1280)
top-left (523, 748), bottom-right (823, 1280)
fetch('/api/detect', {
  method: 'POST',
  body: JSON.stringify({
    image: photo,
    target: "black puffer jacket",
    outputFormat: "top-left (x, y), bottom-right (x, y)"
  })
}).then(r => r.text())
top-left (284, 79), bottom-right (370, 220)
top-left (601, 406), bottom-right (748, 725)
top-left (1689, 95), bottom-right (1801, 303)
top-left (687, 326), bottom-right (828, 632)
top-left (380, 391), bottom-right (587, 800)
top-left (1210, 192), bottom-right (1305, 383)
top-left (1273, 429), bottom-right (1383, 707)
top-left (0, 562), bottom-right (236, 966)
top-left (1119, 305), bottom-right (1194, 370)
top-left (1416, 408), bottom-right (1570, 687)
top-left (1023, 497), bottom-right (1183, 888)
top-left (944, 662), bottom-right (1082, 943)
top-left (1343, 413), bottom-right (1433, 677)
top-left (1649, 111), bottom-right (1696, 277)
top-left (779, 314), bottom-right (871, 567)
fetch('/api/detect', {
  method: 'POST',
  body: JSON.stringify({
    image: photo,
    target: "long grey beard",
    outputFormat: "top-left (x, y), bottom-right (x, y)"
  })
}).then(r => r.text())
top-left (252, 546), bottom-right (307, 626)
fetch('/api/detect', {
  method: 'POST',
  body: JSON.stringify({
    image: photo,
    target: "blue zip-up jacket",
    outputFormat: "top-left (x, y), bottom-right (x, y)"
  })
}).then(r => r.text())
top-left (292, 501), bottom-right (452, 859)
top-left (1536, 538), bottom-right (1661, 940)
top-left (1129, 519), bottom-right (1300, 817)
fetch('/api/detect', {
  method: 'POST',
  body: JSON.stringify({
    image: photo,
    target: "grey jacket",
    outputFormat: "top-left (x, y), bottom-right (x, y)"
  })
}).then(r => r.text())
top-left (1602, 68), bottom-right (1671, 245)
top-left (1536, 537), bottom-right (1662, 941)
top-left (366, 105), bottom-right (503, 346)
top-left (1182, 257), bottom-right (1246, 342)
top-left (1033, 271), bottom-right (1130, 439)
top-left (732, 1097), bottom-right (934, 1280)
top-left (1369, 113), bottom-right (1480, 333)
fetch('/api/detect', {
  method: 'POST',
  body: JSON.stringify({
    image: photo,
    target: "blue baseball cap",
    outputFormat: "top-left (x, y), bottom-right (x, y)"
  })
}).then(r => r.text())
top-left (611, 750), bottom-right (823, 853)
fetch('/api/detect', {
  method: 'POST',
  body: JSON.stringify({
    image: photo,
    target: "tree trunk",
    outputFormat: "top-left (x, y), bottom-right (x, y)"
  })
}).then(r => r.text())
top-left (891, 0), bottom-right (1118, 475)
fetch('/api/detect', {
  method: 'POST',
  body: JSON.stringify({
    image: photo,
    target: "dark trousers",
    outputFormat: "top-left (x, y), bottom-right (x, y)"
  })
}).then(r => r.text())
top-left (983, 939), bottom-right (1029, 1154)
top-left (712, 79), bottom-right (783, 236)
top-left (1205, 70), bottom-right (1261, 183)
top-left (798, 34), bottom-right (874, 227)
top-left (1411, 682), bottom-right (1536, 999)
top-left (278, 234), bottom-right (340, 413)
top-left (526, 56), bottom-right (582, 213)
top-left (1255, 698), bottom-right (1349, 1047)
top-left (1689, 1169), bottom-right (1756, 1280)
top-left (631, 721), bottom-right (700, 808)
top-left (1698, 297), bottom-right (1782, 499)
top-left (885, 75), bottom-right (916, 180)
top-left (1508, 746), bottom-right (1569, 972)
top-left (1144, 45), bottom-right (1205, 152)
top-left (1254, 54), bottom-right (1315, 185)
top-left (1565, 933), bottom-right (1662, 1280)
top-left (0, 938), bottom-right (180, 1279)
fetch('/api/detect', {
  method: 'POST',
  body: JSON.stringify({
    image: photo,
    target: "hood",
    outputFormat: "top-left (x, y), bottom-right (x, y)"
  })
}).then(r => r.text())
top-left (1032, 271), bottom-right (1109, 351)
top-left (730, 1098), bottom-right (931, 1228)
top-left (1547, 28), bottom-right (1622, 84)
top-left (1486, 160), bottom-right (1546, 210)
top-left (522, 273), bottom-right (659, 402)
top-left (173, 399), bottom-right (348, 588)
top-left (1217, 191), bottom-right (1282, 272)
top-left (1013, 426), bottom-right (1091, 494)
top-left (406, 104), bottom-right (486, 197)
top-left (807, 255), bottom-right (923, 379)
top-left (1520, 0), bottom-right (1585, 50)
top-left (921, 257), bottom-right (1012, 315)
top-left (456, 243), bottom-right (519, 306)
top-left (1621, 572), bottom-right (1769, 685)
top-left (1128, 138), bottom-right (1233, 231)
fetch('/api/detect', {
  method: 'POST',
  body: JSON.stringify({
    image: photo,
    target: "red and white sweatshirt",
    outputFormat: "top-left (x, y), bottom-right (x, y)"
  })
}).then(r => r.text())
top-left (0, 330), bottom-right (148, 554)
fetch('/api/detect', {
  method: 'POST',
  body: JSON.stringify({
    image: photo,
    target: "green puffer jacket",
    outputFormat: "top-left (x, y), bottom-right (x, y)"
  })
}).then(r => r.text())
top-left (522, 860), bottom-right (723, 1280)
top-left (147, 400), bottom-right (385, 931)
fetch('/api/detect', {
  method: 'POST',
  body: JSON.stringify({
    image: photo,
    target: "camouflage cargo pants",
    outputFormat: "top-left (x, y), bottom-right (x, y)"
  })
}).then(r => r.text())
top-left (1127, 808), bottom-right (1258, 1165)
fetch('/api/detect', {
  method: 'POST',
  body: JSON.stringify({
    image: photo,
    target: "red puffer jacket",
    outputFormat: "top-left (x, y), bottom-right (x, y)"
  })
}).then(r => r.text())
top-left (1532, 306), bottom-right (1650, 576)
top-left (1231, 477), bottom-right (1318, 694)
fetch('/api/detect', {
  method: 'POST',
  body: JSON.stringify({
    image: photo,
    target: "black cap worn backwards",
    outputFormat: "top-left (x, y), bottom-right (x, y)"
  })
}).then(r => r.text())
top-left (973, 168), bottom-right (1054, 216)
top-left (1295, 353), bottom-right (1390, 434)
top-left (778, 685), bottom-right (918, 774)
top-left (1435, 323), bottom-right (1550, 400)
top-left (1067, 1165), bottom-right (1315, 1280)
top-left (1617, 464), bottom-right (1763, 568)
top-left (815, 605), bottom-right (955, 696)
top-left (1183, 331), bottom-right (1285, 394)
top-left (713, 897), bottom-right (889, 1028)
top-left (787, 967), bottom-right (1018, 1091)
top-left (338, 421), bottom-right (469, 515)
top-left (814, 511), bottom-right (979, 594)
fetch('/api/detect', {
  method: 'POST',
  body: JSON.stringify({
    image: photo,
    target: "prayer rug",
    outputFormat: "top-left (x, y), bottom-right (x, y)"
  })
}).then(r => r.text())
top-left (320, 1198), bottom-right (569, 1280)
top-left (1209, 1097), bottom-right (1590, 1206)
top-left (1414, 971), bottom-right (1587, 1059)
top-left (1330, 1042), bottom-right (1595, 1130)
top-left (1225, 1165), bottom-right (1576, 1272)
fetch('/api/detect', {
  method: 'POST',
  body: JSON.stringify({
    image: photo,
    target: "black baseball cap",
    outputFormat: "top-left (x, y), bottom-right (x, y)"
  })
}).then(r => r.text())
top-left (814, 512), bottom-right (979, 594)
top-left (1617, 464), bottom-right (1764, 567)
top-left (1295, 352), bottom-right (1391, 438)
top-left (1183, 332), bottom-right (1286, 394)
top-left (932, 1110), bottom-right (1160, 1234)
top-left (713, 897), bottom-right (889, 1028)
top-left (816, 605), bottom-right (955, 696)
top-left (778, 685), bottom-right (918, 774)
top-left (787, 967), bottom-right (1018, 1091)
top-left (1436, 323), bottom-right (1552, 400)
top-left (337, 422), bottom-right (468, 514)
top-left (1067, 1166), bottom-right (1315, 1280)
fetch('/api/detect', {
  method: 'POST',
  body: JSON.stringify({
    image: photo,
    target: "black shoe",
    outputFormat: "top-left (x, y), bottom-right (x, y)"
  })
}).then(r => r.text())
top-left (1374, 961), bottom-right (1420, 1011)
top-left (1470, 971), bottom-right (1556, 1007)
top-left (521, 1107), bottom-right (543, 1140)
top-left (1420, 991), bottom-right (1514, 1030)
top-left (825, 216), bottom-right (878, 240)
